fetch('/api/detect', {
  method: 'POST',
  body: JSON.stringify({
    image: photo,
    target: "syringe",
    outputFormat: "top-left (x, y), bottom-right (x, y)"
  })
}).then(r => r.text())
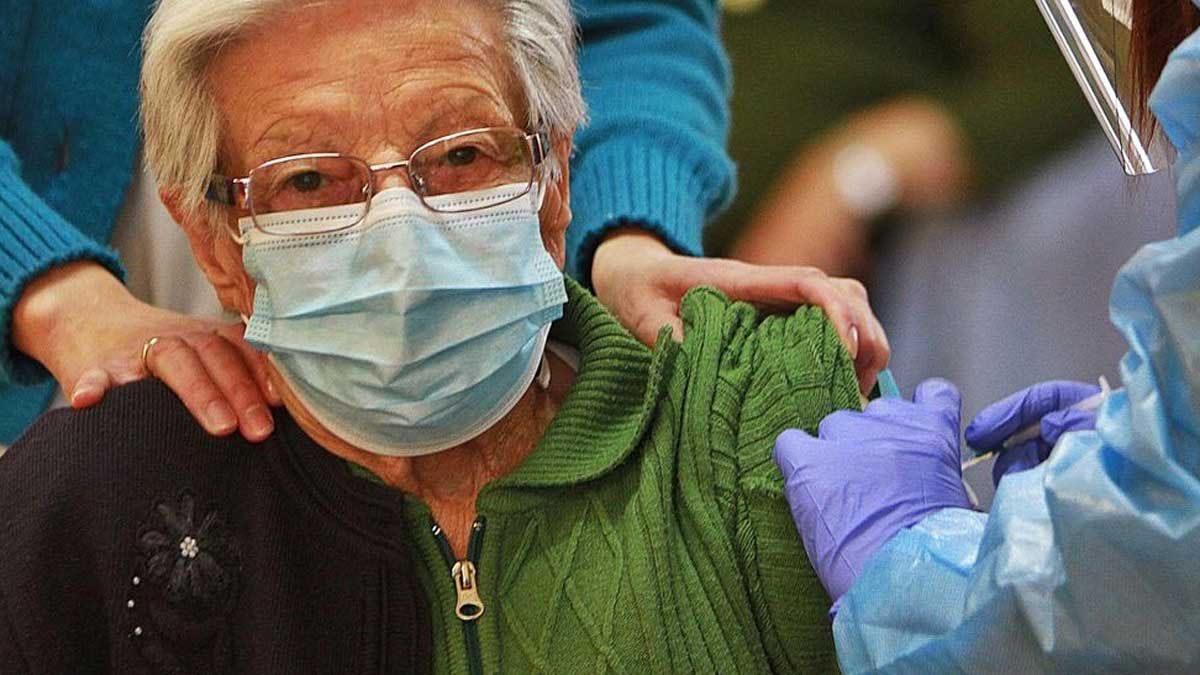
top-left (962, 376), bottom-right (1111, 471)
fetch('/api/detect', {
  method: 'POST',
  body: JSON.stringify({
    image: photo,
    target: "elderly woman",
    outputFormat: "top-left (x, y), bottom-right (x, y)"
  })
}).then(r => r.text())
top-left (0, 0), bottom-right (862, 672)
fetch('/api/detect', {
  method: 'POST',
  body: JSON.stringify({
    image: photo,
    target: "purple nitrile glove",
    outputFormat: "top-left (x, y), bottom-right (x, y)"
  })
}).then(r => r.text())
top-left (773, 379), bottom-right (971, 607)
top-left (964, 381), bottom-right (1100, 487)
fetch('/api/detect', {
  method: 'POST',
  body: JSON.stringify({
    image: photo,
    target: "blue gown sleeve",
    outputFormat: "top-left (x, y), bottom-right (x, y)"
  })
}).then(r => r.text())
top-left (831, 229), bottom-right (1200, 672)
top-left (567, 0), bottom-right (736, 285)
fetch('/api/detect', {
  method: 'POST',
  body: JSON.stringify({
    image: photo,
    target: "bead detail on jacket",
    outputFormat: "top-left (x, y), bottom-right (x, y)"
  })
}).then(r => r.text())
top-left (129, 492), bottom-right (242, 672)
top-left (179, 536), bottom-right (200, 559)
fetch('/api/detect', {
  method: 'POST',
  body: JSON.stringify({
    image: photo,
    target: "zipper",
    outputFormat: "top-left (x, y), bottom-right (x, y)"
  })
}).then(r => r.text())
top-left (431, 516), bottom-right (486, 675)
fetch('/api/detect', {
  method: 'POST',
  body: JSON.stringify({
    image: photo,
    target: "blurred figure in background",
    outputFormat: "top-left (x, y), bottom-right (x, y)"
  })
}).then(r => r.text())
top-left (729, 96), bottom-right (972, 278)
top-left (713, 1), bottom-right (1098, 267)
top-left (715, 1), bottom-right (1177, 500)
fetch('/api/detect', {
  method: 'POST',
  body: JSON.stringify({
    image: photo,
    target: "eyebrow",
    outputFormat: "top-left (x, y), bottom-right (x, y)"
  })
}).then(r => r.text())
top-left (242, 98), bottom-right (515, 168)
top-left (246, 120), bottom-right (328, 168)
top-left (412, 97), bottom-right (515, 141)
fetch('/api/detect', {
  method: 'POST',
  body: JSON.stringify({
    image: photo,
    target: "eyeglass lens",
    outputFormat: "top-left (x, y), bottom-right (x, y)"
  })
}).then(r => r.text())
top-left (248, 128), bottom-right (534, 235)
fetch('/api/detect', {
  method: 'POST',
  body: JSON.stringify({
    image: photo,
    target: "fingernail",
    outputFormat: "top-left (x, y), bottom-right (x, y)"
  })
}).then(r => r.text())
top-left (861, 377), bottom-right (877, 398)
top-left (246, 405), bottom-right (274, 439)
top-left (848, 326), bottom-right (860, 358)
top-left (70, 385), bottom-right (97, 407)
top-left (206, 400), bottom-right (237, 433)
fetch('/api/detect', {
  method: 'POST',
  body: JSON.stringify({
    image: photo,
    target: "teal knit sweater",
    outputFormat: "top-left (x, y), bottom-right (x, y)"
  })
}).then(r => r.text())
top-left (0, 0), bottom-right (734, 443)
top-left (384, 279), bottom-right (860, 673)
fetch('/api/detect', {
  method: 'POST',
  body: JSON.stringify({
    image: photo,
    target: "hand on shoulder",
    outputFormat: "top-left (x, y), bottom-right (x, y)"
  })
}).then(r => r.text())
top-left (591, 228), bottom-right (889, 394)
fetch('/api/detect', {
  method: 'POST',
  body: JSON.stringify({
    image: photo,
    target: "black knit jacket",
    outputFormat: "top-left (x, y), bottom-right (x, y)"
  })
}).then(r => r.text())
top-left (0, 380), bottom-right (432, 674)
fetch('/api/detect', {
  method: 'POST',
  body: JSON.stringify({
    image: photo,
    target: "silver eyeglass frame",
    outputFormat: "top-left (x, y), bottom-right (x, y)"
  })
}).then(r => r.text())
top-left (206, 126), bottom-right (550, 239)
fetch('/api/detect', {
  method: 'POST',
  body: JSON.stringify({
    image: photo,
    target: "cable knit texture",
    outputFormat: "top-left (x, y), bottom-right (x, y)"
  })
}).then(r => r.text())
top-left (387, 278), bottom-right (859, 673)
top-left (0, 0), bottom-right (733, 444)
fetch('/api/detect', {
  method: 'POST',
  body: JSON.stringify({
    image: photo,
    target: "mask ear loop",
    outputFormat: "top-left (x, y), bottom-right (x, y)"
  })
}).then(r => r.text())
top-left (228, 215), bottom-right (249, 246)
top-left (536, 353), bottom-right (551, 390)
top-left (532, 174), bottom-right (548, 213)
top-left (532, 143), bottom-right (557, 393)
top-left (532, 137), bottom-right (555, 213)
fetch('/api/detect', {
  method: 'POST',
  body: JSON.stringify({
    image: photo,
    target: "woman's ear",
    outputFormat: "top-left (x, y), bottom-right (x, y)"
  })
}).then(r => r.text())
top-left (159, 187), bottom-right (255, 315)
top-left (549, 135), bottom-right (572, 213)
top-left (538, 135), bottom-right (574, 268)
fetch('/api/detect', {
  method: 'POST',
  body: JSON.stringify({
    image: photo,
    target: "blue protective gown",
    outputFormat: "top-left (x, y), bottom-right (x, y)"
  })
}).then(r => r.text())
top-left (833, 18), bottom-right (1200, 673)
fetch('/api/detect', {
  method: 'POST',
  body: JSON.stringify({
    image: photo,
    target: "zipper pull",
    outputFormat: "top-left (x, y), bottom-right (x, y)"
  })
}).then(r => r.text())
top-left (452, 560), bottom-right (485, 621)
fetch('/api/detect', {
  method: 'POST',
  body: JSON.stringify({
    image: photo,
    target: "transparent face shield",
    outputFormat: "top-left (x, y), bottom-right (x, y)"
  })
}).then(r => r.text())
top-left (1036, 0), bottom-right (1177, 175)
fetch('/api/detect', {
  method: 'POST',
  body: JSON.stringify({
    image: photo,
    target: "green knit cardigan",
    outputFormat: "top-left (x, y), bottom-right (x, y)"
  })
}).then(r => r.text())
top-left (378, 278), bottom-right (860, 673)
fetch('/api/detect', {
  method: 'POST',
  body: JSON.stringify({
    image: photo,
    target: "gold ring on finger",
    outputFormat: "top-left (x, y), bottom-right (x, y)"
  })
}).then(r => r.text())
top-left (141, 336), bottom-right (163, 378)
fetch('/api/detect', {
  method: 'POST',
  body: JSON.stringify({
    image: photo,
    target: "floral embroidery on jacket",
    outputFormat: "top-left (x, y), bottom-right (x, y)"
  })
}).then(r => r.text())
top-left (129, 491), bottom-right (241, 673)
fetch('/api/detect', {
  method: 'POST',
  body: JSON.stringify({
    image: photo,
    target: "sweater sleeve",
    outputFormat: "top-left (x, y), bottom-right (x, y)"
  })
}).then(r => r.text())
top-left (679, 287), bottom-right (860, 672)
top-left (739, 305), bottom-right (861, 672)
top-left (566, 0), bottom-right (735, 285)
top-left (0, 142), bottom-right (124, 386)
top-left (0, 403), bottom-right (126, 672)
top-left (0, 586), bottom-right (29, 674)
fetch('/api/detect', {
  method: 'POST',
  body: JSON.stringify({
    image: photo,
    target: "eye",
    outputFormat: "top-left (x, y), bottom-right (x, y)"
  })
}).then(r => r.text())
top-left (446, 146), bottom-right (479, 166)
top-left (287, 170), bottom-right (325, 192)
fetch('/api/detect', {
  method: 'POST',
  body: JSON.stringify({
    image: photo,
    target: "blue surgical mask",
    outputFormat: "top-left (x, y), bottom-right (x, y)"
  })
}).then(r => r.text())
top-left (239, 183), bottom-right (566, 456)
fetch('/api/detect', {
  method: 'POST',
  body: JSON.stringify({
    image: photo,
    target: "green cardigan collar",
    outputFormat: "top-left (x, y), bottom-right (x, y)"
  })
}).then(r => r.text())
top-left (494, 277), bottom-right (678, 489)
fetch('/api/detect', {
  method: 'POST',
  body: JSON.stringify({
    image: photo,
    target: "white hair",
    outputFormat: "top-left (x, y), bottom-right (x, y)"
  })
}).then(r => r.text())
top-left (141, 0), bottom-right (585, 219)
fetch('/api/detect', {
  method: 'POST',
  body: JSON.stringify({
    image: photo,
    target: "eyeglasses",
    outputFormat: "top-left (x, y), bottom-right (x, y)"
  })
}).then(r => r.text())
top-left (206, 126), bottom-right (550, 236)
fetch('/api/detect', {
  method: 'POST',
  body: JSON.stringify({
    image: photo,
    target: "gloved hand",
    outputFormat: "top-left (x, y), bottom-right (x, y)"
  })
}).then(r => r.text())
top-left (965, 381), bottom-right (1100, 487)
top-left (774, 379), bottom-right (971, 606)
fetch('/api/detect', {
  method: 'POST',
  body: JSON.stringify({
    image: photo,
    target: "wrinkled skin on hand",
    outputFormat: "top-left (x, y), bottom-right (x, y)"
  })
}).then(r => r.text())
top-left (13, 261), bottom-right (281, 442)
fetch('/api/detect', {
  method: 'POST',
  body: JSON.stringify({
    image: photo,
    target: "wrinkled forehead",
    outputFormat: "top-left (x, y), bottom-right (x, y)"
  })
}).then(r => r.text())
top-left (207, 0), bottom-right (523, 173)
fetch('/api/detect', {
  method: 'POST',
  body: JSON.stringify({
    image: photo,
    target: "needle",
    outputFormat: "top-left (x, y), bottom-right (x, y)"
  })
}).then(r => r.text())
top-left (962, 376), bottom-right (1111, 471)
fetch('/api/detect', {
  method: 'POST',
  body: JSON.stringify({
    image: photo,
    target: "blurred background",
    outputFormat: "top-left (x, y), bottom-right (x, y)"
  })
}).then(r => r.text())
top-left (713, 0), bottom-right (1179, 504)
